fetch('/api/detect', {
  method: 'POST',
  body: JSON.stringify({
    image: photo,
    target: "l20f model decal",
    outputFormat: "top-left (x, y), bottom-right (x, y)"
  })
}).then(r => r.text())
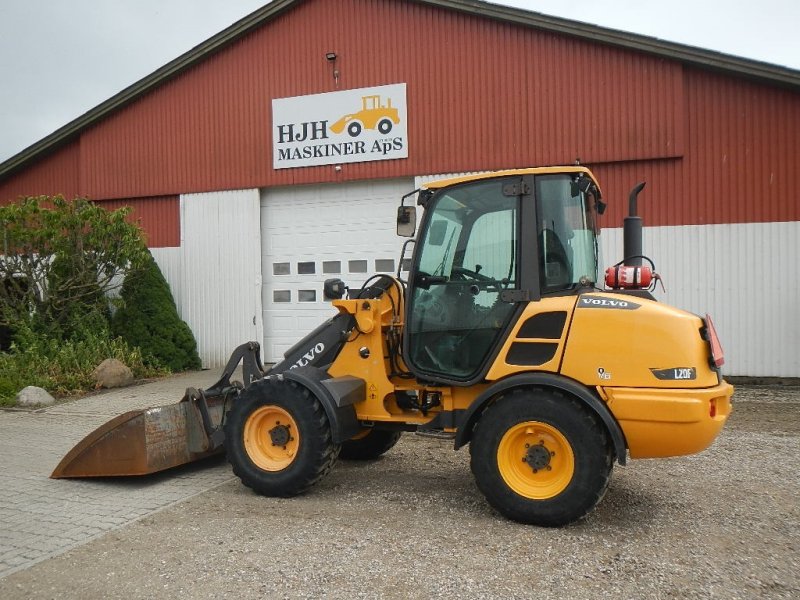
top-left (650, 367), bottom-right (697, 381)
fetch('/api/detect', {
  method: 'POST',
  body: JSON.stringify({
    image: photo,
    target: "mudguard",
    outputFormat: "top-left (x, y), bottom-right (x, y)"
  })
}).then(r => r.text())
top-left (453, 373), bottom-right (628, 465)
top-left (281, 366), bottom-right (363, 444)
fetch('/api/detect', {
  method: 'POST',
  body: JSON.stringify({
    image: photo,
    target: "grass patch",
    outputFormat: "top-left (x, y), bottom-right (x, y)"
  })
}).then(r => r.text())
top-left (0, 327), bottom-right (166, 407)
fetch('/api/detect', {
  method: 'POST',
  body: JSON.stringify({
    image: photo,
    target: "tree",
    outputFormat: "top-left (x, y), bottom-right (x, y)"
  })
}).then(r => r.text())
top-left (0, 196), bottom-right (148, 333)
top-left (111, 250), bottom-right (201, 371)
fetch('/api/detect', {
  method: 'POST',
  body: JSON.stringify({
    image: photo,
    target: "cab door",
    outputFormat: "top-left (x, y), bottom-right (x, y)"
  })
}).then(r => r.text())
top-left (405, 177), bottom-right (520, 383)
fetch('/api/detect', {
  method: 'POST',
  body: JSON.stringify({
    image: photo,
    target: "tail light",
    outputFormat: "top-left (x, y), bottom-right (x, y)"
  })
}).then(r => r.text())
top-left (704, 314), bottom-right (725, 368)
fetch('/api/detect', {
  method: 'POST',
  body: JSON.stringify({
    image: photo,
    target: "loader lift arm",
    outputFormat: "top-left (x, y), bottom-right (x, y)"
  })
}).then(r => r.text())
top-left (180, 342), bottom-right (268, 453)
top-left (51, 314), bottom-right (359, 478)
top-left (204, 341), bottom-right (266, 394)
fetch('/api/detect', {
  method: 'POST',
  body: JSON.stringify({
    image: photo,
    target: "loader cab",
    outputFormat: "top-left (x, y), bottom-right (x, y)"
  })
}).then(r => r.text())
top-left (403, 170), bottom-right (601, 384)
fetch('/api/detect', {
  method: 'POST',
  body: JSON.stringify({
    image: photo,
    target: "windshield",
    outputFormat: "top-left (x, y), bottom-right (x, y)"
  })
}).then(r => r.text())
top-left (535, 174), bottom-right (599, 293)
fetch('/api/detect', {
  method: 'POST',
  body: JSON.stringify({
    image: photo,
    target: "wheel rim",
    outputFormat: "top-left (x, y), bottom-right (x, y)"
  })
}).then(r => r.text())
top-left (497, 421), bottom-right (575, 499)
top-left (243, 406), bottom-right (300, 472)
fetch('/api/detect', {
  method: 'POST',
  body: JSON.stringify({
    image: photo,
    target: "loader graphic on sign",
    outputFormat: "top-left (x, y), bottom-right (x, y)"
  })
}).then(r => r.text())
top-left (329, 94), bottom-right (400, 137)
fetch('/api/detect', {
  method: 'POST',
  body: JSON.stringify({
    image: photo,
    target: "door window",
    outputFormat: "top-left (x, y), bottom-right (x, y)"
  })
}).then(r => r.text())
top-left (407, 179), bottom-right (518, 380)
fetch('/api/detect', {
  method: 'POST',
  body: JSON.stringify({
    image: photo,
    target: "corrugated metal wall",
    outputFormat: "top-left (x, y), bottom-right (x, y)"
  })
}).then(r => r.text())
top-left (3, 0), bottom-right (684, 201)
top-left (0, 141), bottom-right (81, 202)
top-left (1, 0), bottom-right (798, 374)
top-left (682, 68), bottom-right (800, 224)
top-left (601, 222), bottom-right (800, 377)
top-left (178, 189), bottom-right (263, 367)
top-left (100, 196), bottom-right (180, 247)
top-left (2, 0), bottom-right (796, 228)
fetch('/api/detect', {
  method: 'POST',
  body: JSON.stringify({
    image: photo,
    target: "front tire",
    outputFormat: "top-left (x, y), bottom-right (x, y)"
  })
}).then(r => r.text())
top-left (224, 378), bottom-right (339, 497)
top-left (347, 121), bottom-right (362, 137)
top-left (470, 388), bottom-right (612, 526)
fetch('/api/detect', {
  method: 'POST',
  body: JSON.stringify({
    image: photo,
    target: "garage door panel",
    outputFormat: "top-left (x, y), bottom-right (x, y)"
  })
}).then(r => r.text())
top-left (260, 178), bottom-right (413, 363)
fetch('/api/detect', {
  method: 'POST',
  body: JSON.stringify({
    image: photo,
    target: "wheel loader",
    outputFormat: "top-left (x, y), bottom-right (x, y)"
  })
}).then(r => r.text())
top-left (52, 166), bottom-right (733, 526)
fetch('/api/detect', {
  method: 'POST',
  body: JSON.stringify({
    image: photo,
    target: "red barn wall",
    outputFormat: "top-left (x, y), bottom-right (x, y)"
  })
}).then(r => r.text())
top-left (0, 0), bottom-right (798, 236)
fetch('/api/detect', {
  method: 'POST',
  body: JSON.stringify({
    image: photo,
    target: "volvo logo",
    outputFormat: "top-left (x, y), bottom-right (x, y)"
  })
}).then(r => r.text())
top-left (290, 342), bottom-right (326, 369)
top-left (578, 296), bottom-right (641, 310)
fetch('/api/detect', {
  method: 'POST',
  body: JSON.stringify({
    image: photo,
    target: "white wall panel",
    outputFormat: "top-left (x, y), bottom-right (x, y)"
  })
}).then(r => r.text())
top-left (179, 190), bottom-right (263, 368)
top-left (160, 181), bottom-right (796, 376)
top-left (600, 221), bottom-right (799, 377)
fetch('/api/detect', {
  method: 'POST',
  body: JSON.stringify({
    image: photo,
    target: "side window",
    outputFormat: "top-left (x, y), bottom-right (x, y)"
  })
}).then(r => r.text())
top-left (417, 215), bottom-right (461, 276)
top-left (535, 175), bottom-right (597, 292)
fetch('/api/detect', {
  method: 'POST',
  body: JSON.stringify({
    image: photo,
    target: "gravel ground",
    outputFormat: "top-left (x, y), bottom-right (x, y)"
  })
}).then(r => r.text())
top-left (1, 384), bottom-right (798, 599)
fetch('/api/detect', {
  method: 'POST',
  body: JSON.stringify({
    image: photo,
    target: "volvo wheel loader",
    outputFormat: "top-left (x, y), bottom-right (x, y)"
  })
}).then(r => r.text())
top-left (52, 166), bottom-right (733, 526)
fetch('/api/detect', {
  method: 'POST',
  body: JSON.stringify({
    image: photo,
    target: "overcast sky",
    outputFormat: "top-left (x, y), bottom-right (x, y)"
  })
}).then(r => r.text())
top-left (1, 0), bottom-right (798, 164)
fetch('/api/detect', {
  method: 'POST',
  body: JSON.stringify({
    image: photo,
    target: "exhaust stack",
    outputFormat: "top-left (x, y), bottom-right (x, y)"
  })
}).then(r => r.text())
top-left (623, 182), bottom-right (646, 267)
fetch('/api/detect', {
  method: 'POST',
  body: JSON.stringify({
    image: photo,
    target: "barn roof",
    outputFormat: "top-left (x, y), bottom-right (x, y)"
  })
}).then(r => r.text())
top-left (2, 0), bottom-right (798, 181)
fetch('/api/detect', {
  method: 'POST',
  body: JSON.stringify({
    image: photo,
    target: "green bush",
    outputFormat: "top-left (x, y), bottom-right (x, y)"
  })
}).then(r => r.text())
top-left (112, 250), bottom-right (201, 372)
top-left (0, 196), bottom-right (147, 334)
top-left (0, 195), bottom-right (166, 406)
top-left (0, 322), bottom-right (164, 406)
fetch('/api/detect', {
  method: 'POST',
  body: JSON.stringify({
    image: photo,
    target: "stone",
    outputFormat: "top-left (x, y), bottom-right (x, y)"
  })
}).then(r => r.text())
top-left (92, 358), bottom-right (134, 389)
top-left (16, 386), bottom-right (56, 407)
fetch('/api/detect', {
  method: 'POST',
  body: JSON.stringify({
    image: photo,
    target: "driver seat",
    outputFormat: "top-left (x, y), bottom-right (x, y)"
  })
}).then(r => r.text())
top-left (538, 229), bottom-right (572, 291)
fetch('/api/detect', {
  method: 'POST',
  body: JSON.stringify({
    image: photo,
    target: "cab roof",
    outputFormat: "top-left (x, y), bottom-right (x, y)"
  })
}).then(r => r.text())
top-left (422, 166), bottom-right (599, 190)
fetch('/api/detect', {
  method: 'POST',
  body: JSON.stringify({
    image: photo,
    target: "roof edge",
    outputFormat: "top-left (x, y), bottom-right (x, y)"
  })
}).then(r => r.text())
top-left (0, 0), bottom-right (298, 181)
top-left (417, 0), bottom-right (800, 86)
top-left (2, 0), bottom-right (799, 182)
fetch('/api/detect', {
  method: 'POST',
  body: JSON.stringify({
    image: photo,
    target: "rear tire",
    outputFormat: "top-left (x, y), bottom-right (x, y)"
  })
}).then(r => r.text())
top-left (377, 118), bottom-right (393, 134)
top-left (470, 388), bottom-right (612, 526)
top-left (339, 429), bottom-right (401, 460)
top-left (224, 378), bottom-right (339, 497)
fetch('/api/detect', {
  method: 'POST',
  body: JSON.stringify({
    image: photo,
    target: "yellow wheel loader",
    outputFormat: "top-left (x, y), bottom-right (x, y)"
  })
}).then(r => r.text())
top-left (53, 166), bottom-right (733, 526)
top-left (329, 94), bottom-right (400, 137)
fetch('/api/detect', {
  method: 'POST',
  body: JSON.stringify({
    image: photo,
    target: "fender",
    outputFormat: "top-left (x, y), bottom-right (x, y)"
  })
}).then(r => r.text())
top-left (454, 373), bottom-right (628, 465)
top-left (281, 366), bottom-right (363, 444)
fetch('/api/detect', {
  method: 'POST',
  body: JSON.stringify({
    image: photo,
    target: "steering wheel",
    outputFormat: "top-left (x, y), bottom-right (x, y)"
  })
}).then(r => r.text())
top-left (450, 266), bottom-right (502, 293)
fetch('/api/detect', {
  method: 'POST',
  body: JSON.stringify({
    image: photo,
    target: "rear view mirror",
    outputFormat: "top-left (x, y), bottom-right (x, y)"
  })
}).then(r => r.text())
top-left (571, 174), bottom-right (594, 197)
top-left (397, 206), bottom-right (416, 237)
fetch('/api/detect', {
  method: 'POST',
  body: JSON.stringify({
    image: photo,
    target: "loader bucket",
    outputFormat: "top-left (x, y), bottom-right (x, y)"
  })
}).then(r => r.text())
top-left (51, 395), bottom-right (226, 478)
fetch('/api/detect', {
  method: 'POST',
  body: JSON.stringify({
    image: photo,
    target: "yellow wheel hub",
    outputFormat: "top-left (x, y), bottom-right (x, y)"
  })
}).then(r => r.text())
top-left (243, 406), bottom-right (300, 472)
top-left (497, 420), bottom-right (575, 499)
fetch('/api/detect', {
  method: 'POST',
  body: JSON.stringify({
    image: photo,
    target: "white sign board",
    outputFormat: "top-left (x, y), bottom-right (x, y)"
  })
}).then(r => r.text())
top-left (272, 83), bottom-right (408, 169)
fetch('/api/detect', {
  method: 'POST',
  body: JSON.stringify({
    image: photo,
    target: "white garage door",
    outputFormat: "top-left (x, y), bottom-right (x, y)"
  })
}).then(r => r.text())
top-left (260, 178), bottom-right (414, 364)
